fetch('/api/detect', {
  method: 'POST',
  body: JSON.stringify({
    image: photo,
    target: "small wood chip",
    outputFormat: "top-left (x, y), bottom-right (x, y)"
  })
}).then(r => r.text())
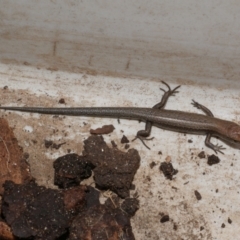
top-left (90, 125), bottom-right (115, 135)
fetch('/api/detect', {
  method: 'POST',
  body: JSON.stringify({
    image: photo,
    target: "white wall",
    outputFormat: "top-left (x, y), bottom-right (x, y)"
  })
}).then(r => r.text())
top-left (1, 0), bottom-right (240, 81)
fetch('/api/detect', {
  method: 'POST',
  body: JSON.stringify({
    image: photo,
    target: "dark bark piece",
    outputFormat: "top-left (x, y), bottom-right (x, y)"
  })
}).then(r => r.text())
top-left (2, 181), bottom-right (87, 240)
top-left (121, 198), bottom-right (139, 217)
top-left (83, 135), bottom-right (140, 198)
top-left (53, 153), bottom-right (94, 188)
top-left (69, 202), bottom-right (135, 240)
top-left (90, 124), bottom-right (115, 135)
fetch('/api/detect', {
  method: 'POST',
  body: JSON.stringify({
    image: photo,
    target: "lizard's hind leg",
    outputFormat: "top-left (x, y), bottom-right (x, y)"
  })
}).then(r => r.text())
top-left (191, 99), bottom-right (225, 154)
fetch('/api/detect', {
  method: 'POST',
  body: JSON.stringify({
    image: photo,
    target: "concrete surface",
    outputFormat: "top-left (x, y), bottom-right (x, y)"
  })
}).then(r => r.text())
top-left (1, 64), bottom-right (240, 240)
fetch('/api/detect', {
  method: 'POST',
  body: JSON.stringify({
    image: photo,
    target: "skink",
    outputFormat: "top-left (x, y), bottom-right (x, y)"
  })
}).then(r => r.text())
top-left (1, 82), bottom-right (240, 153)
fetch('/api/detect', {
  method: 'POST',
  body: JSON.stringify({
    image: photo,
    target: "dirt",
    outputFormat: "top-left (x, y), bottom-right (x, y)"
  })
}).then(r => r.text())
top-left (124, 143), bottom-right (130, 149)
top-left (2, 180), bottom-right (74, 239)
top-left (121, 135), bottom-right (130, 144)
top-left (198, 151), bottom-right (206, 159)
top-left (58, 98), bottom-right (66, 104)
top-left (159, 161), bottom-right (178, 180)
top-left (70, 194), bottom-right (137, 240)
top-left (160, 215), bottom-right (170, 223)
top-left (52, 135), bottom-right (141, 198)
top-left (2, 168), bottom-right (139, 240)
top-left (194, 190), bottom-right (202, 201)
top-left (207, 155), bottom-right (220, 166)
top-left (149, 161), bottom-right (157, 169)
top-left (0, 220), bottom-right (15, 240)
top-left (0, 118), bottom-right (140, 239)
top-left (0, 118), bottom-right (32, 195)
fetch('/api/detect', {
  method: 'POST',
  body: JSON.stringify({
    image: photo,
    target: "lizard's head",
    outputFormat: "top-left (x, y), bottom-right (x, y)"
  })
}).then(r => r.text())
top-left (227, 123), bottom-right (240, 142)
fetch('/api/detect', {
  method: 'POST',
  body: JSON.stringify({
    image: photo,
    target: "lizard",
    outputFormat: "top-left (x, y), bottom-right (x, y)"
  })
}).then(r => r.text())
top-left (1, 81), bottom-right (240, 154)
